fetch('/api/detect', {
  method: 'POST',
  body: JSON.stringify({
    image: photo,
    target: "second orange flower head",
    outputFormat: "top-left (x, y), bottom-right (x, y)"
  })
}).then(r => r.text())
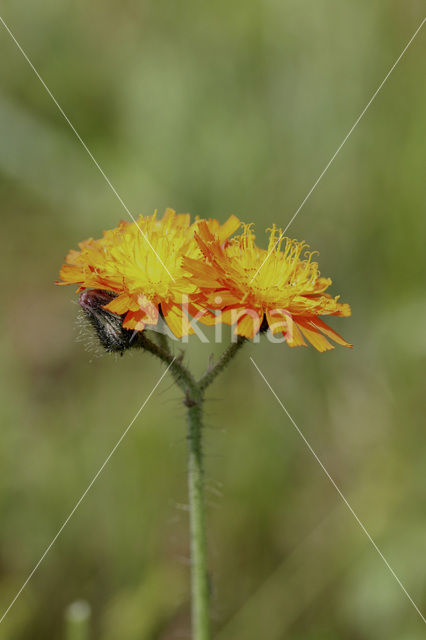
top-left (184, 221), bottom-right (352, 352)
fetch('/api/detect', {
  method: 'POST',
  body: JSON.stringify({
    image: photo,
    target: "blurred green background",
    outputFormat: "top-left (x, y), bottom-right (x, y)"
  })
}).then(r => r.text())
top-left (0, 1), bottom-right (425, 638)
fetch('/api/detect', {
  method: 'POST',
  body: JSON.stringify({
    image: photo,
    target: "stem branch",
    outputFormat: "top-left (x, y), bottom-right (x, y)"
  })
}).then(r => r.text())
top-left (199, 337), bottom-right (246, 391)
top-left (137, 333), bottom-right (195, 393)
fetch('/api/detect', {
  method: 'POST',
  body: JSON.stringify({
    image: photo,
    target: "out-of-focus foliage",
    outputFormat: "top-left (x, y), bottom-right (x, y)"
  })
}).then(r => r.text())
top-left (0, 1), bottom-right (425, 638)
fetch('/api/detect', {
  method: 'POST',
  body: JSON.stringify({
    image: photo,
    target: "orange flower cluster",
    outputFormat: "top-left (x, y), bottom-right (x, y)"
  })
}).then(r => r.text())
top-left (58, 209), bottom-right (351, 352)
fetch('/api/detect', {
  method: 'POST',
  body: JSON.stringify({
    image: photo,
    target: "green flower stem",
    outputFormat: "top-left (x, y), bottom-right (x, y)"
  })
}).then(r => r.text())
top-left (198, 336), bottom-right (246, 391)
top-left (137, 334), bottom-right (245, 639)
top-left (155, 329), bottom-right (172, 353)
top-left (137, 333), bottom-right (195, 393)
top-left (186, 387), bottom-right (210, 640)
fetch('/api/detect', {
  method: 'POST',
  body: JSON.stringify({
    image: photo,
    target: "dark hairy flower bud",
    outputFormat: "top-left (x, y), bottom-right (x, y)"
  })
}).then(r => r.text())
top-left (79, 290), bottom-right (135, 354)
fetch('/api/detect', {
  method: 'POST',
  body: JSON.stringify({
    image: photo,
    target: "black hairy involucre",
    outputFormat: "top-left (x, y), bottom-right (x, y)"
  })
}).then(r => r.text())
top-left (79, 290), bottom-right (135, 354)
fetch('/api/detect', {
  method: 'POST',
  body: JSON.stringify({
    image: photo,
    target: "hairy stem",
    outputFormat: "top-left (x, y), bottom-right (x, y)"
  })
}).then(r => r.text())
top-left (155, 329), bottom-right (172, 353)
top-left (186, 388), bottom-right (210, 640)
top-left (199, 337), bottom-right (246, 391)
top-left (137, 333), bottom-right (195, 392)
top-left (136, 335), bottom-right (245, 639)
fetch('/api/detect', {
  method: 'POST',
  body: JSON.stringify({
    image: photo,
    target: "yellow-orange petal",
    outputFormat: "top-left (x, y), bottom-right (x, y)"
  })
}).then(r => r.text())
top-left (234, 311), bottom-right (262, 338)
top-left (202, 290), bottom-right (240, 307)
top-left (104, 293), bottom-right (139, 314)
top-left (162, 303), bottom-right (194, 338)
top-left (217, 215), bottom-right (241, 244)
top-left (123, 310), bottom-right (146, 332)
top-left (58, 264), bottom-right (85, 284)
top-left (182, 257), bottom-right (217, 282)
top-left (201, 215), bottom-right (240, 245)
top-left (309, 316), bottom-right (352, 347)
top-left (209, 307), bottom-right (243, 326)
top-left (285, 323), bottom-right (307, 347)
top-left (137, 295), bottom-right (159, 325)
top-left (266, 309), bottom-right (291, 335)
top-left (296, 319), bottom-right (334, 352)
top-left (187, 303), bottom-right (217, 326)
top-left (194, 222), bottom-right (222, 261)
top-left (333, 303), bottom-right (351, 318)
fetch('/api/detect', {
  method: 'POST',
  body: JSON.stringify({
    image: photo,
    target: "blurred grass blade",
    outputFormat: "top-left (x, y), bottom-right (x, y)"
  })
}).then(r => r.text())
top-left (65, 600), bottom-right (91, 640)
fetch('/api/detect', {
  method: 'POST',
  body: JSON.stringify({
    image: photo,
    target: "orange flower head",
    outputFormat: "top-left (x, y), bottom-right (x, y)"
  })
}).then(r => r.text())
top-left (58, 209), bottom-right (240, 337)
top-left (184, 222), bottom-right (352, 352)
